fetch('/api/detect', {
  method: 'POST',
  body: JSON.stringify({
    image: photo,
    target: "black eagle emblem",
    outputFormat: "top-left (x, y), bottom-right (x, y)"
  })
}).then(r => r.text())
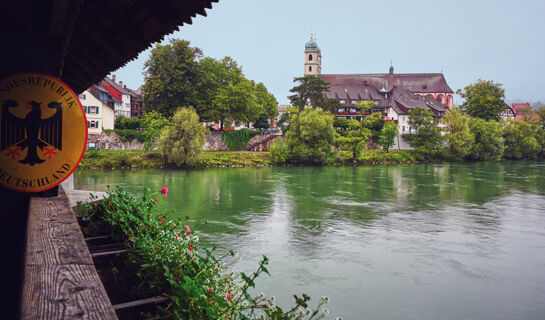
top-left (1, 100), bottom-right (62, 166)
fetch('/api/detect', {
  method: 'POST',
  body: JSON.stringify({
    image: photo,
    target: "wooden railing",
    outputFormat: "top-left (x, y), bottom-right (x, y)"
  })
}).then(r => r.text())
top-left (21, 186), bottom-right (117, 319)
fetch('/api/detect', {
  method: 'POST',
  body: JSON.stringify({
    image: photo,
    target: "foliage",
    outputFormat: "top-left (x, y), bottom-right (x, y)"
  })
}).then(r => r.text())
top-left (284, 107), bottom-right (335, 165)
top-left (78, 187), bottom-right (331, 320)
top-left (270, 140), bottom-right (289, 165)
top-left (115, 116), bottom-right (145, 130)
top-left (79, 150), bottom-right (163, 169)
top-left (114, 129), bottom-right (147, 142)
top-left (535, 106), bottom-right (545, 129)
top-left (502, 119), bottom-right (542, 160)
top-left (288, 76), bottom-right (330, 113)
top-left (378, 122), bottom-right (398, 152)
top-left (211, 78), bottom-right (262, 127)
top-left (403, 107), bottom-right (444, 152)
top-left (158, 108), bottom-right (207, 166)
top-left (456, 79), bottom-right (506, 121)
top-left (335, 120), bottom-right (372, 162)
top-left (358, 101), bottom-right (384, 141)
top-left (333, 117), bottom-right (349, 130)
top-left (278, 107), bottom-right (299, 134)
top-left (141, 111), bottom-right (170, 149)
top-left (442, 107), bottom-right (474, 159)
top-left (221, 129), bottom-right (259, 151)
top-left (196, 56), bottom-right (244, 119)
top-left (467, 118), bottom-right (504, 161)
top-left (142, 39), bottom-right (203, 117)
top-left (321, 98), bottom-right (342, 114)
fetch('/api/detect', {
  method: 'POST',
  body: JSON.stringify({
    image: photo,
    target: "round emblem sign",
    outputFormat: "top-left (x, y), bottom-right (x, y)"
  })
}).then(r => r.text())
top-left (0, 72), bottom-right (87, 192)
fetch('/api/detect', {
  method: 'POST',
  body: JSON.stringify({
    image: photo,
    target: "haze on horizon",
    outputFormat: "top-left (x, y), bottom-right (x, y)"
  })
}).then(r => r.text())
top-left (113, 0), bottom-right (545, 106)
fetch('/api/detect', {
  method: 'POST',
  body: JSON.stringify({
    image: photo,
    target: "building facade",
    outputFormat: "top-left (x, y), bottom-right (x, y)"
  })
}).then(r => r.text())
top-left (78, 86), bottom-right (115, 135)
top-left (303, 36), bottom-right (453, 136)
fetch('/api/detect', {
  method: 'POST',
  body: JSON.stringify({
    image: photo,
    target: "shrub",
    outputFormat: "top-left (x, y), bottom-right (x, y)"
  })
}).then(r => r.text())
top-left (221, 129), bottom-right (259, 151)
top-left (115, 115), bottom-right (145, 129)
top-left (468, 118), bottom-right (504, 161)
top-left (78, 186), bottom-right (331, 319)
top-left (270, 140), bottom-right (289, 164)
top-left (502, 119), bottom-right (541, 160)
top-left (158, 107), bottom-right (206, 166)
top-left (114, 129), bottom-right (147, 142)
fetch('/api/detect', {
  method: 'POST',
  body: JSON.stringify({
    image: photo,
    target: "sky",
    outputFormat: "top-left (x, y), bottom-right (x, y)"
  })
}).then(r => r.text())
top-left (113, 0), bottom-right (545, 106)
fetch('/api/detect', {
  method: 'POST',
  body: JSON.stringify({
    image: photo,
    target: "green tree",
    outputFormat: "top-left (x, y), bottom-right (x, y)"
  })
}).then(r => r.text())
top-left (253, 82), bottom-right (278, 129)
top-left (195, 56), bottom-right (243, 119)
top-left (322, 98), bottom-right (342, 114)
top-left (210, 78), bottom-right (262, 129)
top-left (378, 122), bottom-right (398, 152)
top-left (336, 119), bottom-right (372, 162)
top-left (442, 107), bottom-right (474, 159)
top-left (468, 118), bottom-right (504, 160)
top-left (403, 107), bottom-right (444, 151)
top-left (535, 106), bottom-right (545, 128)
top-left (285, 107), bottom-right (335, 164)
top-left (158, 108), bottom-right (206, 166)
top-left (288, 76), bottom-right (330, 113)
top-left (457, 79), bottom-right (506, 121)
top-left (142, 39), bottom-right (203, 117)
top-left (502, 120), bottom-right (541, 159)
top-left (141, 111), bottom-right (170, 149)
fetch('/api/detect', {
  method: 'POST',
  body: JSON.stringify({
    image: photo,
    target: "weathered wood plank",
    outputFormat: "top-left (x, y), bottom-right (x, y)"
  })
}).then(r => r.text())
top-left (22, 264), bottom-right (117, 319)
top-left (113, 296), bottom-right (169, 310)
top-left (22, 186), bottom-right (117, 319)
top-left (25, 187), bottom-right (93, 266)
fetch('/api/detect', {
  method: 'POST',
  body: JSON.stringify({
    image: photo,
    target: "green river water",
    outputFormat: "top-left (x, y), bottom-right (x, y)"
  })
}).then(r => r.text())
top-left (75, 161), bottom-right (545, 320)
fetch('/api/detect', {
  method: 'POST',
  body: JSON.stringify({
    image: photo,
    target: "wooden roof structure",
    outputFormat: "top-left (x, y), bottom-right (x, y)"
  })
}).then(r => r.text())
top-left (1, 0), bottom-right (218, 93)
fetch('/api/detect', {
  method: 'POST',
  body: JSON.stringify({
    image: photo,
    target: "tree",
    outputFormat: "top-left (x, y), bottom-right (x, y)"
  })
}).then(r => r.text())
top-left (142, 39), bottom-right (203, 117)
top-left (253, 82), bottom-right (278, 129)
top-left (141, 111), bottom-right (170, 149)
top-left (378, 122), bottom-right (398, 152)
top-left (403, 107), bottom-right (444, 151)
top-left (442, 107), bottom-right (474, 159)
top-left (195, 56), bottom-right (243, 119)
top-left (322, 98), bottom-right (342, 114)
top-left (285, 107), bottom-right (335, 164)
top-left (158, 108), bottom-right (206, 166)
top-left (457, 79), bottom-right (506, 121)
top-left (288, 76), bottom-right (330, 113)
top-left (336, 119), bottom-right (372, 162)
top-left (468, 118), bottom-right (504, 161)
top-left (502, 119), bottom-right (541, 160)
top-left (210, 78), bottom-right (262, 129)
top-left (535, 106), bottom-right (545, 128)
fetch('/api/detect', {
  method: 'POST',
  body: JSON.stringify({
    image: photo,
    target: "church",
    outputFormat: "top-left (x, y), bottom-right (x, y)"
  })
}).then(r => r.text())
top-left (304, 35), bottom-right (454, 135)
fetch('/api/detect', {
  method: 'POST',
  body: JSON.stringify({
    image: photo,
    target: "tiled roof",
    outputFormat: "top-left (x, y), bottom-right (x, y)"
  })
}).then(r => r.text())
top-left (319, 73), bottom-right (453, 94)
top-left (103, 78), bottom-right (133, 95)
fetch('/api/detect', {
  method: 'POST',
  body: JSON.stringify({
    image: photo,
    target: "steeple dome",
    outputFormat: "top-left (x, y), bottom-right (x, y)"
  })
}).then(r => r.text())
top-left (305, 34), bottom-right (321, 53)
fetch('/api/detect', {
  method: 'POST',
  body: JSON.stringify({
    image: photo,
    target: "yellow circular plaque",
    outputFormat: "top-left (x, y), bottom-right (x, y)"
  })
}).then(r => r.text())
top-left (0, 72), bottom-right (87, 192)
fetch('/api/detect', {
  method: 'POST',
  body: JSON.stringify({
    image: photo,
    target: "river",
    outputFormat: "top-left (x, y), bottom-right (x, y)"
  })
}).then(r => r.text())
top-left (75, 161), bottom-right (545, 320)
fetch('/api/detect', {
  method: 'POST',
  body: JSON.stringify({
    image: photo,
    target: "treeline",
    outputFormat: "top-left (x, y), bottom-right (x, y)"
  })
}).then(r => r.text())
top-left (141, 39), bottom-right (278, 129)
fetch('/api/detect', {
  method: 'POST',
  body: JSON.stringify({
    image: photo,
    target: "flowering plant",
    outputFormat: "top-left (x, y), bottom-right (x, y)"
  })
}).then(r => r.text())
top-left (78, 186), bottom-right (331, 319)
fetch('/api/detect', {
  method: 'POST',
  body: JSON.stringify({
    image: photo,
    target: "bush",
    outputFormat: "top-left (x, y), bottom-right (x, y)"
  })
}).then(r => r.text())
top-left (158, 107), bottom-right (206, 166)
top-left (285, 107), bottom-right (335, 165)
top-left (502, 120), bottom-right (541, 160)
top-left (115, 115), bottom-right (145, 129)
top-left (270, 140), bottom-right (289, 164)
top-left (468, 118), bottom-right (504, 161)
top-left (221, 129), bottom-right (259, 151)
top-left (78, 186), bottom-right (331, 319)
top-left (114, 129), bottom-right (147, 142)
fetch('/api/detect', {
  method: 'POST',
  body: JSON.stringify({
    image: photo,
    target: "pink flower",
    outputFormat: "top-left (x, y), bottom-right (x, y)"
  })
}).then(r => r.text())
top-left (226, 293), bottom-right (234, 301)
top-left (175, 234), bottom-right (179, 241)
top-left (159, 186), bottom-right (168, 197)
top-left (185, 225), bottom-right (191, 233)
top-left (153, 198), bottom-right (158, 205)
top-left (184, 232), bottom-right (189, 237)
top-left (189, 245), bottom-right (194, 252)
top-left (209, 288), bottom-right (214, 293)
top-left (213, 262), bottom-right (217, 268)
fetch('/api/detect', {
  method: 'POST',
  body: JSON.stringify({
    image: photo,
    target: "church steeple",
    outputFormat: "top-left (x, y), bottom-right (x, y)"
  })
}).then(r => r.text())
top-left (389, 60), bottom-right (394, 76)
top-left (304, 33), bottom-right (322, 76)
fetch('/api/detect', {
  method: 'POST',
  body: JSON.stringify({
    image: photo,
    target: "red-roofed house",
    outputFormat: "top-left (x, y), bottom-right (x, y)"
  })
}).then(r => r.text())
top-left (512, 103), bottom-right (541, 123)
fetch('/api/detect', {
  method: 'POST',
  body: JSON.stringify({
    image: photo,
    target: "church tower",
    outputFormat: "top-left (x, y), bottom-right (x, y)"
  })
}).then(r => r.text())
top-left (304, 34), bottom-right (322, 76)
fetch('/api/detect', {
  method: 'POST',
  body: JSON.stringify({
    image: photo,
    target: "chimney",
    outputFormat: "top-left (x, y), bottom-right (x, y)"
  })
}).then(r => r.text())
top-left (119, 81), bottom-right (123, 87)
top-left (112, 75), bottom-right (116, 82)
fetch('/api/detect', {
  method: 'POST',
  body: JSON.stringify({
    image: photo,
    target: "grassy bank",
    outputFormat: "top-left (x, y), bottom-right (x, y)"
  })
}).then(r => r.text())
top-left (79, 149), bottom-right (437, 170)
top-left (79, 150), bottom-right (272, 169)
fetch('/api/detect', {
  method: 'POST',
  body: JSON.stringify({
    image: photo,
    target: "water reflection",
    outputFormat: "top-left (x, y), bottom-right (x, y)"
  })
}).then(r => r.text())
top-left (75, 161), bottom-right (545, 319)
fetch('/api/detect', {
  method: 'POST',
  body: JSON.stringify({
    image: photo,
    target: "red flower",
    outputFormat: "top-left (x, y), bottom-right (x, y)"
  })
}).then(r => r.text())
top-left (153, 198), bottom-right (158, 205)
top-left (189, 245), bottom-right (194, 252)
top-left (175, 234), bottom-right (179, 240)
top-left (159, 186), bottom-right (168, 197)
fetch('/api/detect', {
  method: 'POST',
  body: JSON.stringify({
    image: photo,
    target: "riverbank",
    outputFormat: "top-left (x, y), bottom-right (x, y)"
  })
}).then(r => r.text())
top-left (79, 149), bottom-right (436, 170)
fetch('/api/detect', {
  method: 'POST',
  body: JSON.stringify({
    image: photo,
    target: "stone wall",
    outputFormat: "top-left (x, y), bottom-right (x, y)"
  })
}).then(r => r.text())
top-left (203, 132), bottom-right (228, 151)
top-left (87, 132), bottom-right (144, 150)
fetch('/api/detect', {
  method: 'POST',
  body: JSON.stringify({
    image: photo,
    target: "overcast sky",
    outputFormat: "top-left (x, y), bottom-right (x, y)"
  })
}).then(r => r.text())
top-left (114, 0), bottom-right (545, 106)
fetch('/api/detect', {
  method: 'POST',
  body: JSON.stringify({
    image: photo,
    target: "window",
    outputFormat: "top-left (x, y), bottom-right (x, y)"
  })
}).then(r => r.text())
top-left (79, 94), bottom-right (86, 100)
top-left (87, 106), bottom-right (99, 114)
top-left (351, 99), bottom-right (358, 104)
top-left (309, 66), bottom-right (312, 72)
top-left (339, 99), bottom-right (346, 104)
top-left (402, 126), bottom-right (405, 132)
top-left (309, 54), bottom-right (313, 61)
